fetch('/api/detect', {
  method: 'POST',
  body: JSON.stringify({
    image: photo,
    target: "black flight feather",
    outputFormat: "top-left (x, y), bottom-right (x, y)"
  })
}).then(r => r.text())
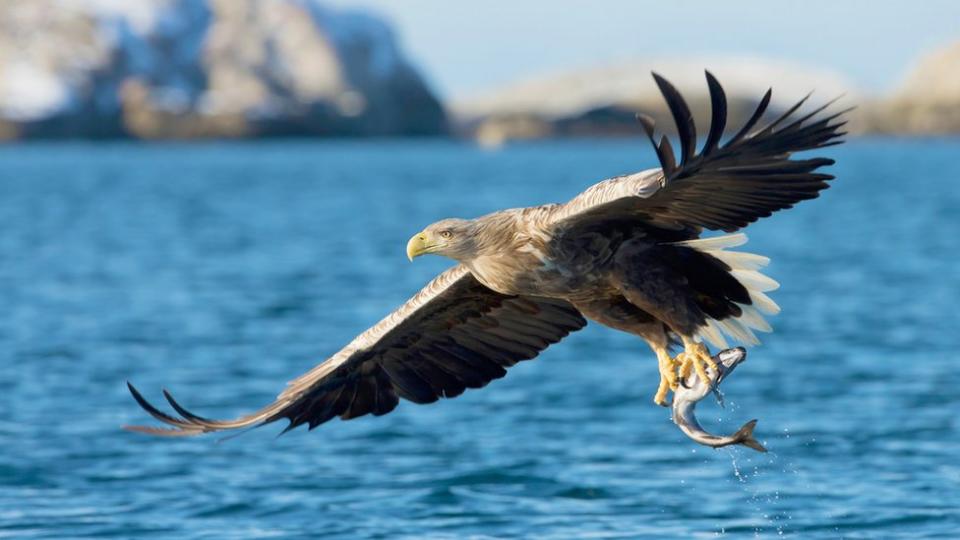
top-left (652, 72), bottom-right (697, 165)
top-left (726, 88), bottom-right (772, 146)
top-left (702, 70), bottom-right (727, 154)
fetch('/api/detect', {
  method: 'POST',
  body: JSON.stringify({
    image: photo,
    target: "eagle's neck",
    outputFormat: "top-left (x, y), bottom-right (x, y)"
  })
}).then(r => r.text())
top-left (474, 211), bottom-right (524, 254)
top-left (460, 210), bottom-right (555, 296)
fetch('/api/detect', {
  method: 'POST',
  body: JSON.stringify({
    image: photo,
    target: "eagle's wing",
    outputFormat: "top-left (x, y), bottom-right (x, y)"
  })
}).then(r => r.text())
top-left (125, 265), bottom-right (586, 436)
top-left (551, 71), bottom-right (849, 234)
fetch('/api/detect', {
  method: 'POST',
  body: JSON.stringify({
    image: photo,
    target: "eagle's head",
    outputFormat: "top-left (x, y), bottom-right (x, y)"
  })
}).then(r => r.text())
top-left (406, 218), bottom-right (477, 262)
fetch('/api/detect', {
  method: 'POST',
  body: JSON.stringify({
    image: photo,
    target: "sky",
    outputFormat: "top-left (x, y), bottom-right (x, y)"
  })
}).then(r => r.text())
top-left (327, 0), bottom-right (960, 101)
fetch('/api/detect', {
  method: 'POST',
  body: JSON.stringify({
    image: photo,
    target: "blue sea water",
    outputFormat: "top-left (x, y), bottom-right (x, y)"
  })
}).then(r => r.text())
top-left (0, 138), bottom-right (958, 539)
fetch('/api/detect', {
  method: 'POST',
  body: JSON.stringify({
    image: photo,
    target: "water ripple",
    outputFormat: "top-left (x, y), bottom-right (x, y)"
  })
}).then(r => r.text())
top-left (1, 140), bottom-right (959, 538)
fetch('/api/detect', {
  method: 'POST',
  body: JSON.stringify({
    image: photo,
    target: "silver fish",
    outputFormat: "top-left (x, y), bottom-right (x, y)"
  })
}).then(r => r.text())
top-left (671, 346), bottom-right (767, 452)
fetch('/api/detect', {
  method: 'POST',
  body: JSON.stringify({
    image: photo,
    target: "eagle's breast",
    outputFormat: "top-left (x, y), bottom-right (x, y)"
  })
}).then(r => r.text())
top-left (465, 209), bottom-right (615, 299)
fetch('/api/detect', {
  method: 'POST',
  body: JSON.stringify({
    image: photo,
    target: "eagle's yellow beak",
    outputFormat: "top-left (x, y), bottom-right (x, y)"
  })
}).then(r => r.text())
top-left (406, 232), bottom-right (429, 261)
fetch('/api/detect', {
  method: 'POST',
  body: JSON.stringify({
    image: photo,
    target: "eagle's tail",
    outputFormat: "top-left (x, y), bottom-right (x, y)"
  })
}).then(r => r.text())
top-left (672, 233), bottom-right (780, 349)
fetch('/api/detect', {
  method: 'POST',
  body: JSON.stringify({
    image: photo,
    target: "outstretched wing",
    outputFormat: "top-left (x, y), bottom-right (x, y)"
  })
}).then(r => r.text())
top-left (125, 265), bottom-right (586, 436)
top-left (552, 71), bottom-right (849, 234)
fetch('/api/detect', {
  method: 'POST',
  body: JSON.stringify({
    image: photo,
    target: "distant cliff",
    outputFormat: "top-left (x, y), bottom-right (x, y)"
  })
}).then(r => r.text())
top-left (455, 47), bottom-right (960, 143)
top-left (0, 0), bottom-right (446, 139)
top-left (452, 58), bottom-right (862, 145)
top-left (860, 42), bottom-right (960, 135)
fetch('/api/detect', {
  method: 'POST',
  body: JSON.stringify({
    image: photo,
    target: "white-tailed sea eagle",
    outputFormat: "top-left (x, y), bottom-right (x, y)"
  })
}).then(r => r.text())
top-left (126, 72), bottom-right (847, 436)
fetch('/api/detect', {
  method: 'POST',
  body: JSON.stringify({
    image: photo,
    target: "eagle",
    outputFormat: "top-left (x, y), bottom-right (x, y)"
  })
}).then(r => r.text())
top-left (126, 72), bottom-right (846, 436)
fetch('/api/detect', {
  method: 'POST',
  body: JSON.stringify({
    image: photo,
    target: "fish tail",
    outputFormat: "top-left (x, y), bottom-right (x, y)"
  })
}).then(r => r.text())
top-left (733, 419), bottom-right (768, 453)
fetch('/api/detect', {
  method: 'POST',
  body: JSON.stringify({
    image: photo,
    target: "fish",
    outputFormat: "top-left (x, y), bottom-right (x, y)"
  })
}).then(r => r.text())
top-left (671, 346), bottom-right (767, 452)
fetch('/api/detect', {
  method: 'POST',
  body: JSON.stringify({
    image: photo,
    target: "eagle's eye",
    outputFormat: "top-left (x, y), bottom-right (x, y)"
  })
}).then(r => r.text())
top-left (439, 230), bottom-right (453, 239)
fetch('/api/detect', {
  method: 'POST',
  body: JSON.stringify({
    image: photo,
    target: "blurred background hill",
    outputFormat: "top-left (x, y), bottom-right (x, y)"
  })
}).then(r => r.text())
top-left (453, 58), bottom-right (861, 145)
top-left (858, 42), bottom-right (960, 135)
top-left (0, 0), bottom-right (447, 139)
top-left (0, 0), bottom-right (958, 141)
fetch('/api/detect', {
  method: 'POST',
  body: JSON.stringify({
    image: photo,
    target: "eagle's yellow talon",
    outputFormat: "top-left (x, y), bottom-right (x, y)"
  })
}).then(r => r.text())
top-left (653, 349), bottom-right (680, 406)
top-left (676, 342), bottom-right (716, 385)
top-left (677, 358), bottom-right (690, 381)
top-left (652, 341), bottom-right (716, 405)
top-left (653, 378), bottom-right (671, 406)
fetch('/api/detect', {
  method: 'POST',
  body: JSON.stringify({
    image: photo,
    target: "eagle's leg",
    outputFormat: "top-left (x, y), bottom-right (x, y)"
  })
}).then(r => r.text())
top-left (565, 296), bottom-right (680, 406)
top-left (676, 337), bottom-right (717, 386)
top-left (653, 347), bottom-right (680, 406)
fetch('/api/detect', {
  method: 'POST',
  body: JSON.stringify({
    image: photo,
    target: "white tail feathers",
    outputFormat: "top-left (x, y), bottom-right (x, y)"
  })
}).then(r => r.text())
top-left (711, 250), bottom-right (770, 271)
top-left (736, 304), bottom-right (772, 333)
top-left (674, 232), bottom-right (747, 250)
top-left (730, 270), bottom-right (780, 293)
top-left (749, 291), bottom-right (781, 315)
top-left (699, 319), bottom-right (728, 350)
top-left (674, 234), bottom-right (781, 349)
top-left (715, 317), bottom-right (759, 348)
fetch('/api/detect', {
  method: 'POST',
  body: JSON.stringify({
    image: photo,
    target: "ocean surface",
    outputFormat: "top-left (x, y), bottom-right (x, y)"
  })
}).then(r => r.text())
top-left (0, 139), bottom-right (958, 539)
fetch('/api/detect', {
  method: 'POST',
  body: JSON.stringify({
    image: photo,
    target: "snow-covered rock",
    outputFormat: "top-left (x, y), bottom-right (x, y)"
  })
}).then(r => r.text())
top-left (0, 0), bottom-right (446, 139)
